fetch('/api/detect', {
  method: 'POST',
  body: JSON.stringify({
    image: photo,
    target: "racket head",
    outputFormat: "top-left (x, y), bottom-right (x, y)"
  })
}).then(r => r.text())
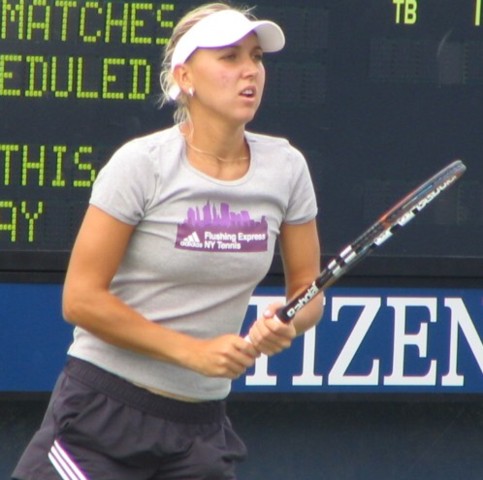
top-left (278, 159), bottom-right (466, 322)
top-left (328, 159), bottom-right (466, 280)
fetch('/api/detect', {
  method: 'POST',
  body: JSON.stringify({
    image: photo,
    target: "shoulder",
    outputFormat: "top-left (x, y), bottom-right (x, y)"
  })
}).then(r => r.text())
top-left (95, 126), bottom-right (183, 185)
top-left (113, 126), bottom-right (182, 159)
top-left (99, 126), bottom-right (183, 179)
top-left (246, 131), bottom-right (292, 149)
top-left (246, 131), bottom-right (309, 180)
top-left (246, 131), bottom-right (305, 161)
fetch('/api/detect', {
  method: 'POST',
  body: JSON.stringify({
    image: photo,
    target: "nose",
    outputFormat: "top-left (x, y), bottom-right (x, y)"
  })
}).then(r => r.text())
top-left (241, 55), bottom-right (261, 78)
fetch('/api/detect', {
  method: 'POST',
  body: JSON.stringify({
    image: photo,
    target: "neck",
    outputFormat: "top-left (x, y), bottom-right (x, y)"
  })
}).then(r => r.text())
top-left (181, 122), bottom-right (249, 164)
top-left (185, 141), bottom-right (249, 164)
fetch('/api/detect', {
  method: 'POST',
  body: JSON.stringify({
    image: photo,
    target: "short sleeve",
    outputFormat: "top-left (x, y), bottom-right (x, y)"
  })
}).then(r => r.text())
top-left (284, 147), bottom-right (318, 224)
top-left (89, 140), bottom-right (156, 225)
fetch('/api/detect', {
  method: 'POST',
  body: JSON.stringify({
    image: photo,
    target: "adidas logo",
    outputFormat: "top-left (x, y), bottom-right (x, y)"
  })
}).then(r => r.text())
top-left (179, 231), bottom-right (203, 248)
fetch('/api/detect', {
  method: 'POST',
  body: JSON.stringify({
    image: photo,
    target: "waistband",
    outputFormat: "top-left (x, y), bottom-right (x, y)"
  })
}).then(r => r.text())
top-left (65, 356), bottom-right (226, 424)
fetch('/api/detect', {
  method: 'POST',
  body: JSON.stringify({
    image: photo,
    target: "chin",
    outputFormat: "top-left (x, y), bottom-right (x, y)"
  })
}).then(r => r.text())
top-left (234, 110), bottom-right (258, 125)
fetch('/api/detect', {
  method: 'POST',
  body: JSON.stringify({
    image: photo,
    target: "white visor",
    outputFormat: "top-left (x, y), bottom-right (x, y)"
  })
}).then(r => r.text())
top-left (168, 9), bottom-right (285, 100)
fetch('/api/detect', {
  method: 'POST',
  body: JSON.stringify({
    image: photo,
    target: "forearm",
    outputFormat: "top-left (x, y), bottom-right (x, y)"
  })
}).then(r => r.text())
top-left (291, 293), bottom-right (324, 336)
top-left (63, 288), bottom-right (197, 369)
top-left (63, 287), bottom-right (259, 379)
top-left (278, 219), bottom-right (323, 336)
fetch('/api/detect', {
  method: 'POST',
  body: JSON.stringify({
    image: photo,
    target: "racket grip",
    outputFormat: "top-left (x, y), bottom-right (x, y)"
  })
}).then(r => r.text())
top-left (275, 306), bottom-right (291, 323)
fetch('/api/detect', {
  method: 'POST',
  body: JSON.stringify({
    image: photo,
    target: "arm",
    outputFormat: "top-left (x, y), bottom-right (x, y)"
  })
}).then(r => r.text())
top-left (63, 205), bottom-right (259, 379)
top-left (279, 219), bottom-right (324, 335)
top-left (247, 219), bottom-right (324, 355)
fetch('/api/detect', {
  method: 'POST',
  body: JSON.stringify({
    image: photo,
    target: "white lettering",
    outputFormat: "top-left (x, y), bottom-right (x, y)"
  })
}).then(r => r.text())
top-left (242, 293), bottom-right (483, 391)
top-left (205, 231), bottom-right (236, 242)
top-left (292, 313), bottom-right (325, 386)
top-left (384, 297), bottom-right (437, 386)
top-left (180, 239), bottom-right (202, 248)
top-left (442, 297), bottom-right (483, 386)
top-left (286, 282), bottom-right (320, 319)
top-left (216, 241), bottom-right (241, 250)
top-left (238, 232), bottom-right (266, 242)
top-left (414, 175), bottom-right (457, 211)
top-left (329, 297), bottom-right (381, 385)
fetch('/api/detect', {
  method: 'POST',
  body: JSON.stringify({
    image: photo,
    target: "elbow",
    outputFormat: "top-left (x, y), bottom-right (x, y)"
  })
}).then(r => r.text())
top-left (293, 294), bottom-right (324, 336)
top-left (309, 293), bottom-right (325, 327)
top-left (303, 291), bottom-right (324, 324)
top-left (62, 294), bottom-right (80, 326)
top-left (62, 287), bottom-right (89, 327)
top-left (314, 293), bottom-right (325, 324)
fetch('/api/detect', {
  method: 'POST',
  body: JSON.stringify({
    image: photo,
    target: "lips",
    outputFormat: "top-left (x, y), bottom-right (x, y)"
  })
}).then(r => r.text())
top-left (239, 86), bottom-right (256, 98)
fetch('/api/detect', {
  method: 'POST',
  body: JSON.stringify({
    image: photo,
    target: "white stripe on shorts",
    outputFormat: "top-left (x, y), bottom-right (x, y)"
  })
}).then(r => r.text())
top-left (48, 440), bottom-right (89, 480)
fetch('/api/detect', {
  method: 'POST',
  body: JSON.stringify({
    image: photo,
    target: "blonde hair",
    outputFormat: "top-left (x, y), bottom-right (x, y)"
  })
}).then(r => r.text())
top-left (159, 2), bottom-right (254, 124)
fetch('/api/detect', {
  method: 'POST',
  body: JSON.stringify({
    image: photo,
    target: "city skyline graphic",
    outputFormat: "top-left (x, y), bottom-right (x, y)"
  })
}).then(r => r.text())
top-left (175, 202), bottom-right (268, 253)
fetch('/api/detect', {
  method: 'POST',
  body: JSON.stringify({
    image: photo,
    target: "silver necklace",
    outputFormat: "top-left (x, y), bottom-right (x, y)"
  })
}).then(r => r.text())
top-left (186, 141), bottom-right (249, 164)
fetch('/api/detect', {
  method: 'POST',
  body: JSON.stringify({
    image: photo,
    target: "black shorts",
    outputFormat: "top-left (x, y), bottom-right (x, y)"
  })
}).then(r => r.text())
top-left (12, 357), bottom-right (247, 480)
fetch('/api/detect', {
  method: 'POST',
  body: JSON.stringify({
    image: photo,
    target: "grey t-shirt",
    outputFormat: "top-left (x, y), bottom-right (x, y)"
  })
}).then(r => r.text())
top-left (68, 125), bottom-right (318, 400)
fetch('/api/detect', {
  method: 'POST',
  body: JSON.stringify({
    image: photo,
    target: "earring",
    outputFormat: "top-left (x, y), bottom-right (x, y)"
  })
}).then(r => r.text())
top-left (188, 87), bottom-right (194, 97)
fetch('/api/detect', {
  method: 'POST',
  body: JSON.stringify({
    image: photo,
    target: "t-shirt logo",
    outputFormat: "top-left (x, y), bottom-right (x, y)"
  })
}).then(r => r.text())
top-left (175, 202), bottom-right (268, 252)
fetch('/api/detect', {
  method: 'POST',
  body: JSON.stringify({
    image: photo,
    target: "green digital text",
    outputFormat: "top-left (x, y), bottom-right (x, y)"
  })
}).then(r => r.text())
top-left (0, 142), bottom-right (97, 243)
top-left (0, 142), bottom-right (97, 187)
top-left (1, 0), bottom-right (175, 44)
top-left (0, 200), bottom-right (43, 242)
top-left (0, 53), bottom-right (152, 99)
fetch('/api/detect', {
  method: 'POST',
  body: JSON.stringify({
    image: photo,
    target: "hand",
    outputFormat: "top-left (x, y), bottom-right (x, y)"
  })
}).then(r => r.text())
top-left (245, 303), bottom-right (297, 356)
top-left (186, 334), bottom-right (260, 379)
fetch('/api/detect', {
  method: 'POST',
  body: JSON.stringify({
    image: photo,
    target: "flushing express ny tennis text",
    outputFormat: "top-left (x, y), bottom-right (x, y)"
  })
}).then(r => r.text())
top-left (0, 0), bottom-right (175, 244)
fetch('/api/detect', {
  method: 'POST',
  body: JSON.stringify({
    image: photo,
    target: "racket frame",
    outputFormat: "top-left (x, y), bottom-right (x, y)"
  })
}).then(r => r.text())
top-left (277, 159), bottom-right (466, 322)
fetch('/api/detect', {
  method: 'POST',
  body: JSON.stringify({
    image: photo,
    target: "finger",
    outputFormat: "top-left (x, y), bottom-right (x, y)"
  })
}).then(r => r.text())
top-left (264, 317), bottom-right (297, 340)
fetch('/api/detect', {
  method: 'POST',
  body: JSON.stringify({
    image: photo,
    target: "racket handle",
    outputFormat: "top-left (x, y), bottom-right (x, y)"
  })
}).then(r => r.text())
top-left (275, 306), bottom-right (291, 323)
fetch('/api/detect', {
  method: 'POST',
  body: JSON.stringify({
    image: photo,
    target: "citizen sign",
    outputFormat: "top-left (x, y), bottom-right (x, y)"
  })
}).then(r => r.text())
top-left (234, 287), bottom-right (483, 393)
top-left (3, 283), bottom-right (483, 394)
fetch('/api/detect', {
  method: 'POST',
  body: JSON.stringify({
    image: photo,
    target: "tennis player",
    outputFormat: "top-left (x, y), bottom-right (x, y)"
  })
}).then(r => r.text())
top-left (13, 2), bottom-right (323, 479)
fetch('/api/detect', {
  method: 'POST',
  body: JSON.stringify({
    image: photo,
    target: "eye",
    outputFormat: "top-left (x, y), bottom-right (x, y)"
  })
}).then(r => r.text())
top-left (219, 49), bottom-right (238, 61)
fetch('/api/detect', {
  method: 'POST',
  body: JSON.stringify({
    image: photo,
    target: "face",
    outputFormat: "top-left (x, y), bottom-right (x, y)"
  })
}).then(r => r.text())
top-left (178, 32), bottom-right (266, 126)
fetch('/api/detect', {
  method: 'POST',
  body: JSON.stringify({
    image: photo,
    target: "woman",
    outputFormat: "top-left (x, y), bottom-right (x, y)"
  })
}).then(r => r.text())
top-left (13, 3), bottom-right (323, 479)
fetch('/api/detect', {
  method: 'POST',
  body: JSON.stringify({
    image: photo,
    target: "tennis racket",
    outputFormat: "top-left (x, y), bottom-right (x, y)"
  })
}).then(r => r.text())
top-left (276, 159), bottom-right (466, 323)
